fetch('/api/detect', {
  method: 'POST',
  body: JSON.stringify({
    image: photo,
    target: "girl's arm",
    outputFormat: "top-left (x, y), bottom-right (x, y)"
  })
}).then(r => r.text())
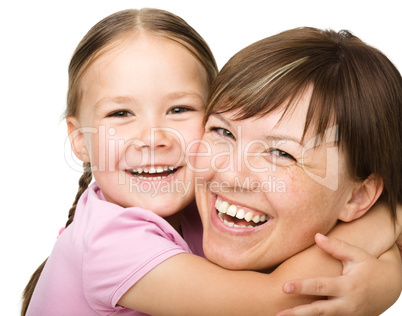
top-left (277, 235), bottom-right (402, 316)
top-left (118, 202), bottom-right (402, 315)
top-left (326, 201), bottom-right (401, 257)
top-left (274, 202), bottom-right (402, 315)
top-left (119, 253), bottom-right (317, 315)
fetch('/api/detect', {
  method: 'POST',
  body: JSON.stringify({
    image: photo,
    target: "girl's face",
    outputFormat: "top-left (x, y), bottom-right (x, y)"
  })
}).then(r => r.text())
top-left (68, 33), bottom-right (208, 218)
top-left (195, 88), bottom-right (357, 270)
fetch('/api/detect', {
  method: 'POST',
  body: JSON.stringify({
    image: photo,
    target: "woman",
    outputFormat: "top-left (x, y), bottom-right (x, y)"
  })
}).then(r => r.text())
top-left (195, 27), bottom-right (402, 314)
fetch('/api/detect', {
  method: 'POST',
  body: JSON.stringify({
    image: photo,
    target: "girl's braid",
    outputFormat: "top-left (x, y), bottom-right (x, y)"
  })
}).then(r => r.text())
top-left (65, 162), bottom-right (92, 228)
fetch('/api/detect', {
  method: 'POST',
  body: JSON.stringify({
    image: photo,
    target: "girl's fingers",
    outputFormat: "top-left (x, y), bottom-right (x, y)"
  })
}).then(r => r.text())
top-left (281, 234), bottom-right (370, 298)
top-left (282, 276), bottom-right (343, 297)
top-left (276, 300), bottom-right (339, 316)
top-left (314, 233), bottom-right (367, 263)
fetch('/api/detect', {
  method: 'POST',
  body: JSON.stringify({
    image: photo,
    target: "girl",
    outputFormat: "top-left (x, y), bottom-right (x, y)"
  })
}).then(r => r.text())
top-left (23, 8), bottom-right (217, 315)
top-left (23, 9), bottom-right (401, 316)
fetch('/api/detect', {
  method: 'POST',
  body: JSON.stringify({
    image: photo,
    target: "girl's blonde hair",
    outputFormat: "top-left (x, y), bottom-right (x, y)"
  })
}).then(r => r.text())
top-left (21, 8), bottom-right (217, 315)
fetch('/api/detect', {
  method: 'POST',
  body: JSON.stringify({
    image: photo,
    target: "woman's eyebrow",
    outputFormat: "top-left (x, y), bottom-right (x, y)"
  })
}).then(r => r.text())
top-left (210, 114), bottom-right (304, 146)
top-left (210, 113), bottom-right (233, 127)
top-left (263, 134), bottom-right (304, 146)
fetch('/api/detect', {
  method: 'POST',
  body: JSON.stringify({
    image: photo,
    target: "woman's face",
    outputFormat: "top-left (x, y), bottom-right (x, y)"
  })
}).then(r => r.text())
top-left (195, 88), bottom-right (356, 270)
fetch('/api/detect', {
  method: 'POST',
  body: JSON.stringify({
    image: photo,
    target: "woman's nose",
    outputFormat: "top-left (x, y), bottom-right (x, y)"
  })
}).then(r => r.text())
top-left (211, 146), bottom-right (261, 190)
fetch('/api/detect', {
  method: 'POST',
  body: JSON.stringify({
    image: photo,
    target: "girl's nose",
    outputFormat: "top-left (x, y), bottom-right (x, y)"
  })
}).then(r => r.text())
top-left (134, 125), bottom-right (177, 151)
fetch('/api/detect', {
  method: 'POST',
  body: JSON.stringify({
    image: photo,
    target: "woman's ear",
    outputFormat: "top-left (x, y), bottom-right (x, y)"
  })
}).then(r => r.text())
top-left (338, 175), bottom-right (384, 222)
top-left (66, 116), bottom-right (90, 162)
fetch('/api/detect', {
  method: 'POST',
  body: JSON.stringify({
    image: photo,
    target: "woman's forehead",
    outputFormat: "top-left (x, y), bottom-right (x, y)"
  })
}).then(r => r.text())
top-left (210, 85), bottom-right (340, 149)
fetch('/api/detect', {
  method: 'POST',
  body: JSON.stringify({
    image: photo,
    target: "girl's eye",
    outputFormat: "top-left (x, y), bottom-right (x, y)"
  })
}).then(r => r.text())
top-left (108, 110), bottom-right (133, 118)
top-left (167, 107), bottom-right (192, 115)
top-left (210, 127), bottom-right (235, 140)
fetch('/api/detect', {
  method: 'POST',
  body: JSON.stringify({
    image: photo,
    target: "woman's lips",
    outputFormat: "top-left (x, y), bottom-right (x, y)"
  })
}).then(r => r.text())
top-left (210, 195), bottom-right (272, 234)
top-left (215, 197), bottom-right (269, 228)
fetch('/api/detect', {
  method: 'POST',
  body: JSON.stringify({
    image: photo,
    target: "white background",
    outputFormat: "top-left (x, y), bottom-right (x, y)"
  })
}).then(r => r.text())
top-left (1, 0), bottom-right (401, 315)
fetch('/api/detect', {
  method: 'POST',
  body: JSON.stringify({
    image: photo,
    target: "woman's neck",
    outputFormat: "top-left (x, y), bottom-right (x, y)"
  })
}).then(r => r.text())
top-left (164, 210), bottom-right (184, 235)
top-left (164, 200), bottom-right (197, 235)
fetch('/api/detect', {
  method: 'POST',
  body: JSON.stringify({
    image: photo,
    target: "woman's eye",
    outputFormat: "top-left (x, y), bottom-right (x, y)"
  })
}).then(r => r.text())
top-left (108, 110), bottom-right (133, 118)
top-left (210, 127), bottom-right (235, 140)
top-left (269, 149), bottom-right (295, 161)
top-left (168, 107), bottom-right (192, 114)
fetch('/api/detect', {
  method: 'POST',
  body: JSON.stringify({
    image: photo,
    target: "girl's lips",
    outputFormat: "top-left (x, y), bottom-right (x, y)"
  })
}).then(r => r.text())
top-left (209, 194), bottom-right (273, 236)
top-left (126, 166), bottom-right (181, 182)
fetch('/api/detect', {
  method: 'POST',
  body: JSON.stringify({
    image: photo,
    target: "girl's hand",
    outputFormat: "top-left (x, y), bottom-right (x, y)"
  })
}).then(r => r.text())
top-left (276, 233), bottom-right (402, 316)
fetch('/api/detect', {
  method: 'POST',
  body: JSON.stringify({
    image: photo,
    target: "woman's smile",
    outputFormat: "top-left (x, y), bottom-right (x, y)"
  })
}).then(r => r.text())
top-left (215, 195), bottom-right (271, 228)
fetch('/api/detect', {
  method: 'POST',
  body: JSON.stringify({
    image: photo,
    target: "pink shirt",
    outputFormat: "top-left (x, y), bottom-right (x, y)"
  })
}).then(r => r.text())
top-left (27, 183), bottom-right (204, 315)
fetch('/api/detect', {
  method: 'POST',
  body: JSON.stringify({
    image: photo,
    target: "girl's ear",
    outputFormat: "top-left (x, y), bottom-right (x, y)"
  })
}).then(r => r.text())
top-left (66, 116), bottom-right (90, 162)
top-left (338, 175), bottom-right (384, 222)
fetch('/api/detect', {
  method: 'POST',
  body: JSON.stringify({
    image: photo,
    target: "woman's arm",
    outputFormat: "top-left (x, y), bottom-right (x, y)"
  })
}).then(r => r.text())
top-left (118, 202), bottom-right (401, 315)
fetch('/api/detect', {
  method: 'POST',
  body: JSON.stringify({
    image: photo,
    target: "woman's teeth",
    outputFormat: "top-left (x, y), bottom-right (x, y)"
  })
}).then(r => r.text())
top-left (215, 197), bottom-right (269, 228)
top-left (129, 166), bottom-right (178, 180)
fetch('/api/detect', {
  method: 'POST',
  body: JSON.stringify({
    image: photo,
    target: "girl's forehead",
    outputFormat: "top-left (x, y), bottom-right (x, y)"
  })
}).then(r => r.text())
top-left (77, 34), bottom-right (209, 115)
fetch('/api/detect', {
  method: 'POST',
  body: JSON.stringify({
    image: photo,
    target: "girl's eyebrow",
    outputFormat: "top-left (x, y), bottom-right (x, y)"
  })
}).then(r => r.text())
top-left (165, 91), bottom-right (205, 102)
top-left (94, 92), bottom-right (205, 109)
top-left (94, 96), bottom-right (134, 109)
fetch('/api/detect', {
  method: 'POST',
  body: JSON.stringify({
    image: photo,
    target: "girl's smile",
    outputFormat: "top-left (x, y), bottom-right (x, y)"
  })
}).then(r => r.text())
top-left (126, 165), bottom-right (179, 181)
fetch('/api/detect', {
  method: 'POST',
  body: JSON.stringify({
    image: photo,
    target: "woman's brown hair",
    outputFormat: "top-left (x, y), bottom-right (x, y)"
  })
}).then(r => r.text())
top-left (21, 8), bottom-right (217, 315)
top-left (205, 27), bottom-right (401, 221)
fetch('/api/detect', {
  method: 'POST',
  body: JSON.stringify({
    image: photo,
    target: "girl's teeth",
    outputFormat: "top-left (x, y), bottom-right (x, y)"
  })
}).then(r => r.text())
top-left (136, 175), bottom-right (164, 180)
top-left (130, 166), bottom-right (178, 180)
top-left (215, 197), bottom-right (269, 227)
